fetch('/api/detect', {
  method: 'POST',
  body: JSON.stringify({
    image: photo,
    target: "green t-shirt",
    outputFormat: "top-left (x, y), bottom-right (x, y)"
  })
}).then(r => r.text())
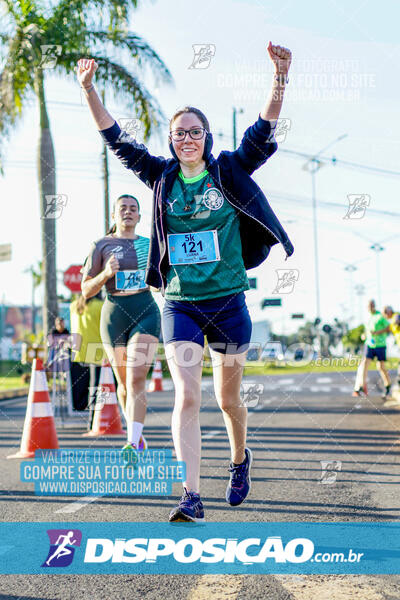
top-left (165, 170), bottom-right (249, 300)
top-left (366, 311), bottom-right (389, 348)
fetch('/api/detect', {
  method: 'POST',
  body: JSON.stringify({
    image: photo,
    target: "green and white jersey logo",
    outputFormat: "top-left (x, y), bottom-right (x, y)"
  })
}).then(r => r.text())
top-left (202, 187), bottom-right (224, 210)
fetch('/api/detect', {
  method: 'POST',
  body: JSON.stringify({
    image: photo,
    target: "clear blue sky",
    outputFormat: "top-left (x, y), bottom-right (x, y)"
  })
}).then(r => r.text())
top-left (1, 0), bottom-right (399, 333)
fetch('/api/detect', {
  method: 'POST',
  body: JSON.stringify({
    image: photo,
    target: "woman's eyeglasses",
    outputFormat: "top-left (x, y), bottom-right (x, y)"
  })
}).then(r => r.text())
top-left (170, 127), bottom-right (206, 141)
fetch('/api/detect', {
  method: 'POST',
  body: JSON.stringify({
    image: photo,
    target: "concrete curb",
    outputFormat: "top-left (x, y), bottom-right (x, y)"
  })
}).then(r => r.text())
top-left (0, 388), bottom-right (28, 401)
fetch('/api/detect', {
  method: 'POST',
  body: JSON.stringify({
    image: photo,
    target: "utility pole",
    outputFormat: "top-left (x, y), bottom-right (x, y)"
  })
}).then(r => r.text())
top-left (370, 242), bottom-right (385, 307)
top-left (302, 134), bottom-right (348, 351)
top-left (101, 89), bottom-right (110, 234)
top-left (232, 107), bottom-right (244, 150)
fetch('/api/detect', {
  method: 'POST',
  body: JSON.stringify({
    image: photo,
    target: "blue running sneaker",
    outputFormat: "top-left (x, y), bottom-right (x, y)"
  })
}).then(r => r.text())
top-left (226, 447), bottom-right (253, 506)
top-left (169, 488), bottom-right (205, 522)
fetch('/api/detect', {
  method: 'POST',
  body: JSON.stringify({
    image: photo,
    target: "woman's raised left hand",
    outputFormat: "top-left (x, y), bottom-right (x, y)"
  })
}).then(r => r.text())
top-left (267, 41), bottom-right (292, 74)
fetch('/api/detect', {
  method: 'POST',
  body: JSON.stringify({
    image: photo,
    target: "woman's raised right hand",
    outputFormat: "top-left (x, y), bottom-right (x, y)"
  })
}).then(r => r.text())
top-left (104, 255), bottom-right (120, 279)
top-left (76, 58), bottom-right (98, 88)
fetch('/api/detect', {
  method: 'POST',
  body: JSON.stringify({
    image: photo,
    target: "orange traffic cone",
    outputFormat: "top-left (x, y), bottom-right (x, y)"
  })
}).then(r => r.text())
top-left (8, 358), bottom-right (59, 459)
top-left (148, 359), bottom-right (163, 392)
top-left (83, 362), bottom-right (124, 437)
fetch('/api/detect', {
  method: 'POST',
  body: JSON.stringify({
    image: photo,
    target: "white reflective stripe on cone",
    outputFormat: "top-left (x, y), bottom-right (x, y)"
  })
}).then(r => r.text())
top-left (100, 367), bottom-right (115, 385)
top-left (32, 370), bottom-right (48, 392)
top-left (104, 392), bottom-right (118, 405)
top-left (30, 402), bottom-right (54, 418)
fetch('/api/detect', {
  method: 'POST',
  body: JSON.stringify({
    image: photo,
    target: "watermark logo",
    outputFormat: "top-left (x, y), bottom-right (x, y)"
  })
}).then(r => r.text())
top-left (117, 118), bottom-right (141, 139)
top-left (42, 529), bottom-right (82, 567)
top-left (84, 535), bottom-right (314, 564)
top-left (272, 269), bottom-right (299, 294)
top-left (319, 460), bottom-right (342, 484)
top-left (273, 118), bottom-right (291, 143)
top-left (240, 383), bottom-right (264, 407)
top-left (39, 45), bottom-right (62, 69)
top-left (188, 44), bottom-right (216, 70)
top-left (343, 194), bottom-right (370, 219)
top-left (88, 387), bottom-right (111, 410)
top-left (42, 194), bottom-right (68, 219)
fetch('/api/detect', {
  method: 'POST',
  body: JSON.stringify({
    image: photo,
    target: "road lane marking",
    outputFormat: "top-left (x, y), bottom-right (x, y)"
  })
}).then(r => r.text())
top-left (0, 396), bottom-right (28, 407)
top-left (203, 430), bottom-right (221, 439)
top-left (316, 377), bottom-right (332, 383)
top-left (187, 575), bottom-right (244, 600)
top-left (278, 378), bottom-right (295, 384)
top-left (55, 495), bottom-right (102, 514)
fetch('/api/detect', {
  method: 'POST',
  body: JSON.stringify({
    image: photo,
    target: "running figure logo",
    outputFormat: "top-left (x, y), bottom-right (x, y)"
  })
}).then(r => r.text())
top-left (42, 529), bottom-right (82, 567)
top-left (188, 44), bottom-right (216, 69)
top-left (39, 45), bottom-right (62, 69)
top-left (343, 194), bottom-right (371, 219)
top-left (42, 194), bottom-right (68, 219)
top-left (318, 460), bottom-right (342, 485)
top-left (272, 269), bottom-right (299, 294)
top-left (273, 118), bottom-right (292, 143)
top-left (240, 383), bottom-right (264, 408)
top-left (118, 118), bottom-right (141, 138)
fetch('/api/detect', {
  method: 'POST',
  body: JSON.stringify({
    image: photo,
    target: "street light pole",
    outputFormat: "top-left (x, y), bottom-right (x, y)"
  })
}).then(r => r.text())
top-left (344, 264), bottom-right (357, 325)
top-left (370, 243), bottom-right (384, 306)
top-left (355, 284), bottom-right (366, 324)
top-left (310, 161), bottom-right (321, 323)
top-left (303, 134), bottom-right (348, 344)
top-left (101, 89), bottom-right (110, 234)
top-left (232, 107), bottom-right (244, 150)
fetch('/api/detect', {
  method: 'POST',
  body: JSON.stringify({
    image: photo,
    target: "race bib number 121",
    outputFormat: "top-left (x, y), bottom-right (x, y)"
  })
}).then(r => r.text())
top-left (167, 230), bottom-right (220, 265)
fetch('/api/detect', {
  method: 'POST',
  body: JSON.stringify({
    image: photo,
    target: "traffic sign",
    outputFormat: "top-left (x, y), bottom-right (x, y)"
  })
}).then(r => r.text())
top-left (0, 243), bottom-right (12, 262)
top-left (63, 265), bottom-right (83, 293)
top-left (248, 278), bottom-right (257, 289)
top-left (261, 298), bottom-right (282, 308)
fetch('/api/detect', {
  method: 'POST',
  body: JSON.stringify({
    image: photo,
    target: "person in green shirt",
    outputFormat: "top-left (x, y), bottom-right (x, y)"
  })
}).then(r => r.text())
top-left (77, 40), bottom-right (293, 523)
top-left (371, 306), bottom-right (400, 407)
top-left (353, 299), bottom-right (391, 399)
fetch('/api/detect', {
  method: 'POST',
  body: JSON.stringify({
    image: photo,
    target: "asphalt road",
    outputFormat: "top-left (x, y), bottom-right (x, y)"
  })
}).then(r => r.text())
top-left (1, 371), bottom-right (400, 599)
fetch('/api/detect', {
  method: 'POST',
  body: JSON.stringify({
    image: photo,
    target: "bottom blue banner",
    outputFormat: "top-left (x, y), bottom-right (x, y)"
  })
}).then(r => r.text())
top-left (0, 522), bottom-right (399, 574)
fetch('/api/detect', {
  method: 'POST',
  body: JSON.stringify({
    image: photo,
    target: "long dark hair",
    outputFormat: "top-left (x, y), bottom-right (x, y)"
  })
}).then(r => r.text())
top-left (106, 194), bottom-right (141, 235)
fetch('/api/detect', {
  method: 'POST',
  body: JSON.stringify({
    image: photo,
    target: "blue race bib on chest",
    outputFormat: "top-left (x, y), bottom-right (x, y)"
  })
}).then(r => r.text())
top-left (115, 270), bottom-right (147, 291)
top-left (167, 230), bottom-right (220, 265)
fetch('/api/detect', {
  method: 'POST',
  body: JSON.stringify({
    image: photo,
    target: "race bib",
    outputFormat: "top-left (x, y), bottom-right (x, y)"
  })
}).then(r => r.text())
top-left (115, 270), bottom-right (147, 291)
top-left (167, 230), bottom-right (220, 265)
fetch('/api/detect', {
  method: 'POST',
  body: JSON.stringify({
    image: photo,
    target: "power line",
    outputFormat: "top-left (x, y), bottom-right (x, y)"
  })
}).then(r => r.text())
top-left (45, 101), bottom-right (400, 177)
top-left (3, 159), bottom-right (400, 220)
top-left (214, 132), bottom-right (400, 178)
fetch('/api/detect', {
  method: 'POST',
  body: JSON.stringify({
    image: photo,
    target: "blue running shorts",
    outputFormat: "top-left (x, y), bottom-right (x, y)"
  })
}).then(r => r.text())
top-left (162, 292), bottom-right (252, 354)
top-left (365, 346), bottom-right (386, 361)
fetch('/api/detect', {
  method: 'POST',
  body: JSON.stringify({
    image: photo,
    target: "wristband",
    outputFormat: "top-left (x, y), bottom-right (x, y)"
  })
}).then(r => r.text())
top-left (81, 84), bottom-right (94, 93)
top-left (274, 73), bottom-right (289, 85)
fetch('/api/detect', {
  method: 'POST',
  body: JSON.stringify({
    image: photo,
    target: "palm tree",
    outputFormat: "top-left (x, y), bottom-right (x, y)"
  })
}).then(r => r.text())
top-left (0, 0), bottom-right (172, 339)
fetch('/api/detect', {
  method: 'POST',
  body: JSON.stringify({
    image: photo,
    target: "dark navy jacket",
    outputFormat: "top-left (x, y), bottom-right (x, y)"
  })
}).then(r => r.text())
top-left (100, 115), bottom-right (294, 293)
